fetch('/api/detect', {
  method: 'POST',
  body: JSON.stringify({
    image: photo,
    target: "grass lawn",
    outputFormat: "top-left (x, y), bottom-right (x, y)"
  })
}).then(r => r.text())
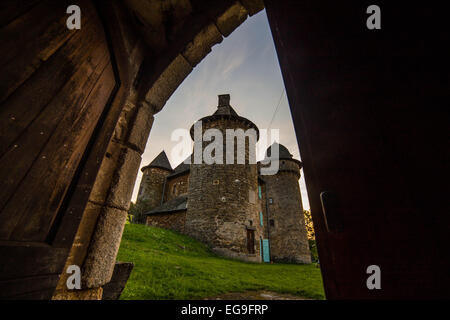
top-left (117, 223), bottom-right (325, 300)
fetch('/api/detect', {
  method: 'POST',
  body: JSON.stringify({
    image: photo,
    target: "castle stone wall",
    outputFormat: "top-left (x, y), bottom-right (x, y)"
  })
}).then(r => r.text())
top-left (185, 118), bottom-right (262, 262)
top-left (146, 211), bottom-right (186, 234)
top-left (165, 173), bottom-right (189, 201)
top-left (137, 167), bottom-right (171, 211)
top-left (263, 159), bottom-right (311, 264)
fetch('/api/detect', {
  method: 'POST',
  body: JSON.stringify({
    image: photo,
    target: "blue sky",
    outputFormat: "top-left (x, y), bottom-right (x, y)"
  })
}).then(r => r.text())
top-left (131, 10), bottom-right (310, 210)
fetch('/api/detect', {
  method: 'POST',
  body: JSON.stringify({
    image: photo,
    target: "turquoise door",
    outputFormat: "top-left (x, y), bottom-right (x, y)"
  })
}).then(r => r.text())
top-left (262, 239), bottom-right (270, 262)
top-left (259, 238), bottom-right (263, 260)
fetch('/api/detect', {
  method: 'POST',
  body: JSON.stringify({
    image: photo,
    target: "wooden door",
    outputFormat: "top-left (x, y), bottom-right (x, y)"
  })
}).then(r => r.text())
top-left (266, 1), bottom-right (450, 299)
top-left (0, 0), bottom-right (118, 299)
top-left (262, 239), bottom-right (270, 263)
top-left (247, 229), bottom-right (255, 254)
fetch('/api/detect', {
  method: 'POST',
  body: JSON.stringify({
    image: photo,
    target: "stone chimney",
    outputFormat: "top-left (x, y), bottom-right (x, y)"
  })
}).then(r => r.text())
top-left (218, 94), bottom-right (230, 106)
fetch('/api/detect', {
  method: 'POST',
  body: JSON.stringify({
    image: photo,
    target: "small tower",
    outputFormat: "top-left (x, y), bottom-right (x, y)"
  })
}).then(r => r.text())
top-left (185, 94), bottom-right (262, 262)
top-left (262, 143), bottom-right (311, 264)
top-left (137, 151), bottom-right (172, 211)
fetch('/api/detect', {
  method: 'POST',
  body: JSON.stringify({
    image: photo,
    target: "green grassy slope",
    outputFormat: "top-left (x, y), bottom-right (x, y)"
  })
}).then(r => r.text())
top-left (117, 223), bottom-right (325, 300)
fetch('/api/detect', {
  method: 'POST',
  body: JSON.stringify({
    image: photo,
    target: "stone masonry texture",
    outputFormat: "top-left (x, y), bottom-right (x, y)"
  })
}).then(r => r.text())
top-left (146, 211), bottom-right (186, 234)
top-left (185, 115), bottom-right (262, 263)
top-left (262, 159), bottom-right (311, 264)
top-left (138, 167), bottom-right (171, 210)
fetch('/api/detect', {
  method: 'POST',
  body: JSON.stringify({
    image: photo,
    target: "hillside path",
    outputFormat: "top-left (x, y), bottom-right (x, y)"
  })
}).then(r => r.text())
top-left (205, 291), bottom-right (309, 300)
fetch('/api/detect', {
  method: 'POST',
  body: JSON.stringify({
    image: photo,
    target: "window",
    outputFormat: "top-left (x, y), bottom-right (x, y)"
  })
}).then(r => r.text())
top-left (268, 198), bottom-right (273, 204)
top-left (258, 185), bottom-right (262, 199)
top-left (270, 219), bottom-right (275, 227)
top-left (249, 220), bottom-right (253, 226)
top-left (259, 212), bottom-right (263, 226)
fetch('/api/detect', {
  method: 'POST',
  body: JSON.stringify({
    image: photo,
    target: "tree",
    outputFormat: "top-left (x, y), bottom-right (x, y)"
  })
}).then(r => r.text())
top-left (303, 210), bottom-right (315, 240)
top-left (129, 199), bottom-right (151, 224)
top-left (303, 210), bottom-right (319, 262)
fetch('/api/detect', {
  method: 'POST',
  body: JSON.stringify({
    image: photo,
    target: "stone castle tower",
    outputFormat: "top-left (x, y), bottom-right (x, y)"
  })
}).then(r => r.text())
top-left (261, 143), bottom-right (311, 264)
top-left (185, 94), bottom-right (263, 262)
top-left (137, 151), bottom-right (172, 210)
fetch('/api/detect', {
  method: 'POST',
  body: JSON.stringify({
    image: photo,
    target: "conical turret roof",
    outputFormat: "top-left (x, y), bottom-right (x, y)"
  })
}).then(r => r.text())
top-left (265, 143), bottom-right (293, 160)
top-left (141, 151), bottom-right (172, 172)
top-left (261, 143), bottom-right (302, 171)
top-left (167, 155), bottom-right (191, 178)
top-left (190, 94), bottom-right (259, 140)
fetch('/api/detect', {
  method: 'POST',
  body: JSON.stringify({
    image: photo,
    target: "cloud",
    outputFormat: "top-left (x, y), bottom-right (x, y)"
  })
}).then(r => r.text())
top-left (221, 49), bottom-right (248, 76)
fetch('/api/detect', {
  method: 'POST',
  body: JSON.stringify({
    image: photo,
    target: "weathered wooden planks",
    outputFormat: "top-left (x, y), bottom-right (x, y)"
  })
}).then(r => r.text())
top-left (0, 1), bottom-right (96, 156)
top-left (0, 244), bottom-right (67, 281)
top-left (0, 0), bottom-right (136, 300)
top-left (0, 0), bottom-right (115, 243)
top-left (11, 63), bottom-right (116, 242)
top-left (0, 0), bottom-right (40, 28)
top-left (0, 0), bottom-right (82, 104)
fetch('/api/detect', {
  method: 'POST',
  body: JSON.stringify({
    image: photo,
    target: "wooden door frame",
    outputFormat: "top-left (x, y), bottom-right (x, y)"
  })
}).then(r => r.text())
top-left (247, 229), bottom-right (256, 254)
top-left (0, 0), bottom-right (133, 299)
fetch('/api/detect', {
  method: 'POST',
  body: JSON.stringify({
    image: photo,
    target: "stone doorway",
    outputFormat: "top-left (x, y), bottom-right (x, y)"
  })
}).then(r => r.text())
top-left (247, 229), bottom-right (255, 254)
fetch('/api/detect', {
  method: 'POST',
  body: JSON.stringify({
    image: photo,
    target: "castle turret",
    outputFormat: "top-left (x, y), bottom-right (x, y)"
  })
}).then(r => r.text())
top-left (137, 151), bottom-right (172, 211)
top-left (185, 94), bottom-right (263, 262)
top-left (261, 143), bottom-right (311, 264)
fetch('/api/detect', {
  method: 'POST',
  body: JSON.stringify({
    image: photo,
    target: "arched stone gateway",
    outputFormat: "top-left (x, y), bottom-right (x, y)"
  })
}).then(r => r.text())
top-left (0, 0), bottom-right (265, 300)
top-left (52, 0), bottom-right (266, 300)
top-left (1, 1), bottom-right (448, 300)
